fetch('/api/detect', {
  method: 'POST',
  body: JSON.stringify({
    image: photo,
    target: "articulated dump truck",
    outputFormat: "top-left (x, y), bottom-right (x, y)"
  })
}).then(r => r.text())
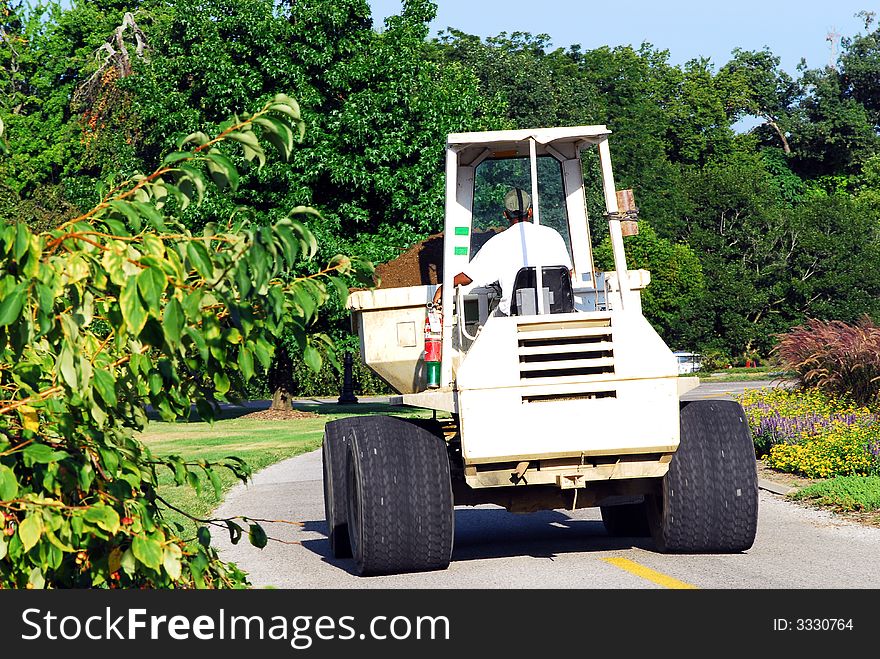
top-left (323, 126), bottom-right (758, 576)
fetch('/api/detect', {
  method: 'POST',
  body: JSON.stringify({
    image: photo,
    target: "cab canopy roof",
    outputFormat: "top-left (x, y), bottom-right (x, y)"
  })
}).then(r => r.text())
top-left (446, 125), bottom-right (611, 163)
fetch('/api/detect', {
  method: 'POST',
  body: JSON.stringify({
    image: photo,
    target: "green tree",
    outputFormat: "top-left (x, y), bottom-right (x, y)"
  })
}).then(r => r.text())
top-left (718, 47), bottom-right (801, 154)
top-left (788, 65), bottom-right (879, 178)
top-left (0, 95), bottom-right (371, 588)
top-left (594, 223), bottom-right (708, 348)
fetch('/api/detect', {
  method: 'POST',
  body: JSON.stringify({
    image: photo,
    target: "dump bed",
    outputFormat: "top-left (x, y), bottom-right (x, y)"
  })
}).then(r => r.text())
top-left (348, 285), bottom-right (437, 394)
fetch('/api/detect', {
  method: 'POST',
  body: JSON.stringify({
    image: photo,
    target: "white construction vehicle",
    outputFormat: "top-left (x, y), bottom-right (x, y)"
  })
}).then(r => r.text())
top-left (323, 126), bottom-right (758, 576)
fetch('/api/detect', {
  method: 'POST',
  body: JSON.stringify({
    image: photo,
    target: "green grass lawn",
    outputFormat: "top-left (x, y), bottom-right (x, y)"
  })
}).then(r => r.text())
top-left (138, 402), bottom-right (439, 541)
top-left (790, 476), bottom-right (880, 519)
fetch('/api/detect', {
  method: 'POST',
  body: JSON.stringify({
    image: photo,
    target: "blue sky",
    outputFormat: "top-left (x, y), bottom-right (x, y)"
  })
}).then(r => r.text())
top-left (368, 0), bottom-right (876, 75)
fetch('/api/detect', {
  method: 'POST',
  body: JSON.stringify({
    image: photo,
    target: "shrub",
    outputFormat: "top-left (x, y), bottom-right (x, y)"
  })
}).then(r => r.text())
top-left (774, 317), bottom-right (880, 407)
top-left (0, 95), bottom-right (372, 588)
top-left (698, 348), bottom-right (731, 372)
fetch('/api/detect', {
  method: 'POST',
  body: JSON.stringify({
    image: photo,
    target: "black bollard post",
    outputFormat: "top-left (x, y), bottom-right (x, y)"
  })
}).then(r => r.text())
top-left (337, 351), bottom-right (358, 404)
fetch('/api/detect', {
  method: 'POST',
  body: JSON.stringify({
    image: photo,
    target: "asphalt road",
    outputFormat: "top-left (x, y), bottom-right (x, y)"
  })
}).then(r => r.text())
top-left (212, 379), bottom-right (880, 589)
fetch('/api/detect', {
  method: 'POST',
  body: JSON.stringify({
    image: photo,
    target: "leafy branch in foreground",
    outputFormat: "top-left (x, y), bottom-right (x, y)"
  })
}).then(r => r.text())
top-left (0, 94), bottom-right (373, 588)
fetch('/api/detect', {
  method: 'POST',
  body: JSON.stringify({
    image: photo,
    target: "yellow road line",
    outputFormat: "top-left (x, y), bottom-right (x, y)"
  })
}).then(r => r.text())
top-left (603, 557), bottom-right (698, 589)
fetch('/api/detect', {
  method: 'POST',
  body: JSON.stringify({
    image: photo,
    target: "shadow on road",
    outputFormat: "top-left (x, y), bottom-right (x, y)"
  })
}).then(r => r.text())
top-left (450, 508), bottom-right (654, 561)
top-left (298, 508), bottom-right (654, 572)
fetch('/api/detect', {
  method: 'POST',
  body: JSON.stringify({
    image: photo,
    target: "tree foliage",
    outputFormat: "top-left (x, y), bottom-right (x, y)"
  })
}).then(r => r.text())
top-left (6, 0), bottom-right (880, 369)
top-left (594, 223), bottom-right (707, 349)
top-left (0, 94), bottom-right (371, 588)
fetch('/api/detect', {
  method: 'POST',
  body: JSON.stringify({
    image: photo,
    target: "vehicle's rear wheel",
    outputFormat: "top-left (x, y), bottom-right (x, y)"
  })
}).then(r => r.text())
top-left (600, 499), bottom-right (650, 537)
top-left (322, 417), bottom-right (360, 558)
top-left (345, 415), bottom-right (454, 576)
top-left (647, 400), bottom-right (758, 553)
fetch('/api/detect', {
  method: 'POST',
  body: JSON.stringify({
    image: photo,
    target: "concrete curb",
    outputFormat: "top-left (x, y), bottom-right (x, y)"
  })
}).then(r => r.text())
top-left (758, 479), bottom-right (797, 496)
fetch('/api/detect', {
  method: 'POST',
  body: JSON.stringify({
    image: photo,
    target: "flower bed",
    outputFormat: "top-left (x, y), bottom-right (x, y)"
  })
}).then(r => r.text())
top-left (737, 387), bottom-right (880, 478)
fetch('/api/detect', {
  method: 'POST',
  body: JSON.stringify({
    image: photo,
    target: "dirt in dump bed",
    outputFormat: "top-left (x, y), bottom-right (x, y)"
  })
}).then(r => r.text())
top-left (373, 229), bottom-right (500, 288)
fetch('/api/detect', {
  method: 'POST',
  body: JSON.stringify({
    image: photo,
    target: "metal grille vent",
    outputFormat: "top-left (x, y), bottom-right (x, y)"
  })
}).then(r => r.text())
top-left (516, 318), bottom-right (616, 401)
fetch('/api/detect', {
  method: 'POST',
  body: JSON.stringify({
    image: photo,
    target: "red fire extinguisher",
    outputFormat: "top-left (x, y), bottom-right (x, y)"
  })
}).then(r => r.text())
top-left (424, 302), bottom-right (442, 389)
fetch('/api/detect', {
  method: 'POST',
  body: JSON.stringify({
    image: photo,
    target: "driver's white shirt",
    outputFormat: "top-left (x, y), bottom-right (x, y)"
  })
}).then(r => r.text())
top-left (461, 221), bottom-right (573, 315)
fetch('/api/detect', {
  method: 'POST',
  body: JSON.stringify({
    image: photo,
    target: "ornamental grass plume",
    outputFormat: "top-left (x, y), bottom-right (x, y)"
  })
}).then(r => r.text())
top-left (774, 317), bottom-right (880, 407)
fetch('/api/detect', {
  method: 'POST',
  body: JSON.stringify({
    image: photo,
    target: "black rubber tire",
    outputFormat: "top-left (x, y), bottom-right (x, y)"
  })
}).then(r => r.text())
top-left (345, 415), bottom-right (454, 576)
top-left (647, 400), bottom-right (759, 553)
top-left (600, 500), bottom-right (651, 537)
top-left (322, 417), bottom-right (359, 558)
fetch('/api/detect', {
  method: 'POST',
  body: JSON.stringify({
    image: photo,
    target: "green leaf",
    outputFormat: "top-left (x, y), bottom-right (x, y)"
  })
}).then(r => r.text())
top-left (189, 550), bottom-right (208, 589)
top-left (93, 368), bottom-right (118, 407)
top-left (163, 543), bottom-right (182, 580)
top-left (205, 466), bottom-right (222, 498)
top-left (131, 201), bottom-right (166, 231)
top-left (0, 537), bottom-right (7, 560)
top-left (14, 223), bottom-right (29, 260)
top-left (186, 241), bottom-right (214, 279)
top-left (23, 234), bottom-right (43, 279)
top-left (213, 371), bottom-right (230, 395)
top-left (132, 535), bottom-right (163, 570)
top-left (84, 505), bottom-right (120, 535)
top-left (177, 165), bottom-right (207, 206)
top-left (149, 370), bottom-right (163, 395)
top-left (137, 265), bottom-right (166, 309)
top-left (270, 94), bottom-right (301, 118)
top-left (108, 200), bottom-right (143, 231)
top-left (44, 527), bottom-right (75, 553)
top-left (18, 514), bottom-right (43, 552)
top-left (254, 116), bottom-right (294, 159)
top-left (0, 464), bottom-right (18, 500)
top-left (176, 178), bottom-right (193, 210)
top-left (303, 344), bottom-right (322, 373)
top-left (103, 218), bottom-right (129, 237)
top-left (23, 443), bottom-right (66, 464)
top-left (197, 526), bottom-right (211, 548)
top-left (57, 345), bottom-right (78, 389)
top-left (97, 447), bottom-right (119, 476)
top-left (226, 130), bottom-right (260, 150)
top-left (120, 547), bottom-right (137, 575)
top-left (186, 469), bottom-right (201, 494)
top-left (227, 131), bottom-right (266, 168)
top-left (120, 277), bottom-right (148, 336)
top-left (237, 347), bottom-right (254, 381)
top-left (226, 520), bottom-right (243, 545)
top-left (162, 297), bottom-right (184, 345)
top-left (248, 522), bottom-right (268, 549)
top-left (252, 338), bottom-right (274, 369)
top-left (163, 151), bottom-right (192, 165)
top-left (206, 151), bottom-right (239, 191)
top-left (328, 275), bottom-right (350, 305)
top-left (177, 131), bottom-right (209, 148)
top-left (0, 282), bottom-right (26, 326)
top-left (27, 567), bottom-right (45, 589)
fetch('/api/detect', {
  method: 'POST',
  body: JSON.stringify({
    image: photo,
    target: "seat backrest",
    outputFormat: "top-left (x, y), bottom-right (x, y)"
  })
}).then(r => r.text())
top-left (509, 265), bottom-right (574, 316)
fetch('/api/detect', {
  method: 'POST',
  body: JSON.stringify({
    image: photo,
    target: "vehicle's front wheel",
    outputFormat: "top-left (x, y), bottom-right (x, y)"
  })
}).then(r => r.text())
top-left (647, 400), bottom-right (758, 553)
